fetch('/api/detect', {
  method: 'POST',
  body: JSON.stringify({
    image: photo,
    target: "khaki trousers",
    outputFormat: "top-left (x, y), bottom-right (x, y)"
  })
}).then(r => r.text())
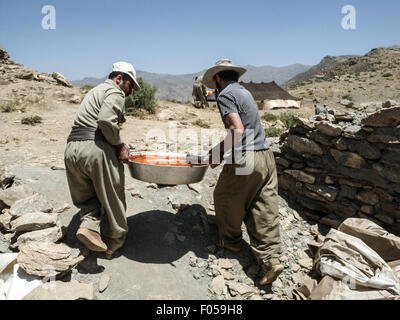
top-left (193, 85), bottom-right (209, 108)
top-left (213, 149), bottom-right (282, 268)
top-left (64, 140), bottom-right (128, 252)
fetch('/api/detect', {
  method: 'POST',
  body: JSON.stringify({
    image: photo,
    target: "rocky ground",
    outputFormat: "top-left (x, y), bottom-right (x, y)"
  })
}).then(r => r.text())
top-left (0, 49), bottom-right (326, 299)
top-left (1, 46), bottom-right (399, 300)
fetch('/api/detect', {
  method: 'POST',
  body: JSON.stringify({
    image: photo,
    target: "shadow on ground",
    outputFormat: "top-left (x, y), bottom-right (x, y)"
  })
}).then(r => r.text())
top-left (64, 204), bottom-right (268, 290)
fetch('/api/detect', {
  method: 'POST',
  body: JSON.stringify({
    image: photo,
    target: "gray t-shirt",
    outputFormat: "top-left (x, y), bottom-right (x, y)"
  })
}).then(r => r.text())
top-left (217, 81), bottom-right (269, 152)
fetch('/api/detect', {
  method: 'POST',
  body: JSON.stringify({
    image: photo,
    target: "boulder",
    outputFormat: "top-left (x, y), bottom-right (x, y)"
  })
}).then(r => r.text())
top-left (285, 135), bottom-right (323, 156)
top-left (10, 211), bottom-right (58, 233)
top-left (17, 241), bottom-right (84, 278)
top-left (361, 106), bottom-right (400, 127)
top-left (52, 72), bottom-right (72, 87)
top-left (0, 184), bottom-right (35, 208)
top-left (284, 170), bottom-right (316, 184)
top-left (294, 117), bottom-right (315, 130)
top-left (69, 95), bottom-right (81, 104)
top-left (13, 226), bottom-right (64, 248)
top-left (315, 121), bottom-right (342, 137)
top-left (9, 193), bottom-right (53, 217)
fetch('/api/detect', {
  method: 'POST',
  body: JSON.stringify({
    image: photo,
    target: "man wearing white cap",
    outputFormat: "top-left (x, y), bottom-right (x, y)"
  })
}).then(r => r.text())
top-left (203, 59), bottom-right (283, 285)
top-left (64, 61), bottom-right (140, 257)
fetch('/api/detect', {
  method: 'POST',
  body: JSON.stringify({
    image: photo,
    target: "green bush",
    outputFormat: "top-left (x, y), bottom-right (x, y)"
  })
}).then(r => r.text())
top-left (21, 116), bottom-right (42, 126)
top-left (80, 85), bottom-right (95, 92)
top-left (279, 112), bottom-right (296, 129)
top-left (125, 78), bottom-right (158, 116)
top-left (192, 119), bottom-right (210, 128)
top-left (1, 101), bottom-right (17, 113)
top-left (265, 127), bottom-right (285, 137)
top-left (382, 73), bottom-right (393, 78)
top-left (261, 113), bottom-right (278, 122)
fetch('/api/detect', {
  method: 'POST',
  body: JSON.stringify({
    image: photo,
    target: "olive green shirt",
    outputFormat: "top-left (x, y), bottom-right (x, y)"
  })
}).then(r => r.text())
top-left (73, 79), bottom-right (126, 146)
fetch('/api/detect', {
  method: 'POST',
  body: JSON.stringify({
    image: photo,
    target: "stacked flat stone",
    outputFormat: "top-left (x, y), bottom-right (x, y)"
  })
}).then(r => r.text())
top-left (274, 106), bottom-right (400, 232)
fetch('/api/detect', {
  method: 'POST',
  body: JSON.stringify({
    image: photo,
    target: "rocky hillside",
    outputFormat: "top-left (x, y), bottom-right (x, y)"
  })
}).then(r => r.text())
top-left (0, 46), bottom-right (84, 112)
top-left (283, 55), bottom-right (359, 89)
top-left (72, 64), bottom-right (312, 102)
top-left (287, 48), bottom-right (400, 113)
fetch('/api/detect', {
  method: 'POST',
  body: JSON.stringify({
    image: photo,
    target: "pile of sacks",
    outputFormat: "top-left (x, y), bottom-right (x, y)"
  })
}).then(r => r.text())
top-left (292, 217), bottom-right (400, 300)
top-left (0, 167), bottom-right (86, 300)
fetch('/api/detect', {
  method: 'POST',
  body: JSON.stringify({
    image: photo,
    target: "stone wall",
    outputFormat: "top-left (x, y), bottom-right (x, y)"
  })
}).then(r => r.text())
top-left (274, 106), bottom-right (400, 234)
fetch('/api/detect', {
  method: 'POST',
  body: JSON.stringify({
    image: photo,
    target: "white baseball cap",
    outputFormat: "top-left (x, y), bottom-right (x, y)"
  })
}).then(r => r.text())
top-left (112, 61), bottom-right (141, 91)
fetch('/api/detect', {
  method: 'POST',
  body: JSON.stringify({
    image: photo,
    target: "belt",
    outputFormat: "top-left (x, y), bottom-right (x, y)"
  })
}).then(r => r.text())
top-left (67, 126), bottom-right (105, 143)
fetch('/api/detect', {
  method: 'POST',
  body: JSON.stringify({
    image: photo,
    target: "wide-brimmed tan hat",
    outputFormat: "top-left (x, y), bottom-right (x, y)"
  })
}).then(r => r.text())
top-left (203, 58), bottom-right (247, 89)
top-left (112, 61), bottom-right (141, 91)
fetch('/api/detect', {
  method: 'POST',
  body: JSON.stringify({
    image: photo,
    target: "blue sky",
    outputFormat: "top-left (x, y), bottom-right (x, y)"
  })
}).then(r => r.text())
top-left (0, 0), bottom-right (399, 81)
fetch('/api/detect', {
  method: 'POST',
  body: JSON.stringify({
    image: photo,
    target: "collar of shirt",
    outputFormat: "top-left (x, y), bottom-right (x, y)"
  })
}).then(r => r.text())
top-left (220, 81), bottom-right (238, 95)
top-left (105, 79), bottom-right (125, 96)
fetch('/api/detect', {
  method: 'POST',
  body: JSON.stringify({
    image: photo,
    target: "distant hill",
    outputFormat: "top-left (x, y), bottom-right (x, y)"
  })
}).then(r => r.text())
top-left (283, 55), bottom-right (359, 88)
top-left (71, 64), bottom-right (312, 102)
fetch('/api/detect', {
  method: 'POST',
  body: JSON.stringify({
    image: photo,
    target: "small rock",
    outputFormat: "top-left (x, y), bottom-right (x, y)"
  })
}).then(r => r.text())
top-left (187, 182), bottom-right (205, 194)
top-left (146, 183), bottom-right (158, 189)
top-left (227, 282), bottom-right (258, 298)
top-left (189, 257), bottom-right (197, 267)
top-left (69, 95), bottom-right (81, 104)
top-left (310, 224), bottom-right (319, 236)
top-left (264, 293), bottom-right (274, 300)
top-left (209, 275), bottom-right (227, 296)
top-left (176, 234), bottom-right (186, 242)
top-left (218, 259), bottom-right (234, 270)
top-left (279, 256), bottom-right (289, 263)
top-left (207, 244), bottom-right (217, 253)
top-left (298, 258), bottom-right (314, 269)
top-left (53, 203), bottom-right (71, 214)
top-left (291, 264), bottom-right (301, 272)
top-left (52, 72), bottom-right (72, 87)
top-left (220, 269), bottom-right (236, 281)
top-left (193, 273), bottom-right (201, 280)
top-left (292, 210), bottom-right (301, 220)
top-left (98, 274), bottom-right (111, 293)
top-left (51, 165), bottom-right (65, 171)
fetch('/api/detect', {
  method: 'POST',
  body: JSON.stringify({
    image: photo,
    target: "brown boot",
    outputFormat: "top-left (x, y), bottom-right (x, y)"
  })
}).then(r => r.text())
top-left (76, 228), bottom-right (108, 252)
top-left (259, 263), bottom-right (284, 286)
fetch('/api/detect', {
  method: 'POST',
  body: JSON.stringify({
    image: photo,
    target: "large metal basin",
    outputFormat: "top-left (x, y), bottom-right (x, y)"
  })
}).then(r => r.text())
top-left (127, 152), bottom-right (209, 185)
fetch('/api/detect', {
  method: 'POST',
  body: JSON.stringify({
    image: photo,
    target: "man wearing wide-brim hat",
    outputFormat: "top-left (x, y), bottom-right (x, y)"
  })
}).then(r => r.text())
top-left (203, 58), bottom-right (283, 285)
top-left (64, 61), bottom-right (140, 258)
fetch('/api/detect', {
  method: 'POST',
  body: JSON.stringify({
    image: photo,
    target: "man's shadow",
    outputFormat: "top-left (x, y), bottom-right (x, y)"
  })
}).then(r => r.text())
top-left (65, 204), bottom-right (271, 293)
